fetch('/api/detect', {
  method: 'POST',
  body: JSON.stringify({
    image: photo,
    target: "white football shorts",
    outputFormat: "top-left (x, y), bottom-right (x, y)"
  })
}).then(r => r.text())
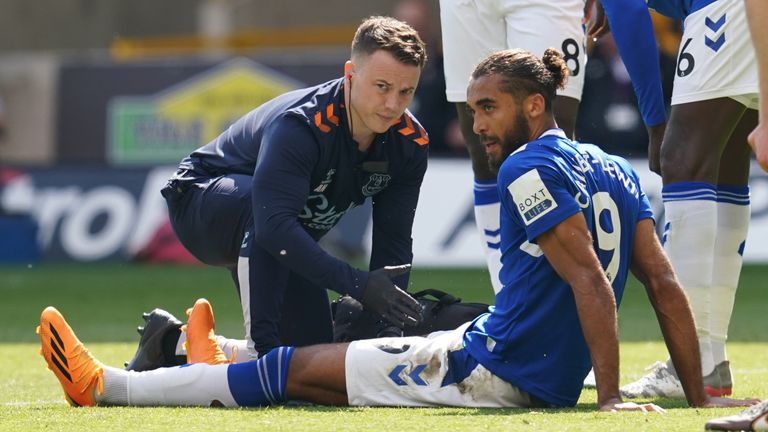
top-left (345, 322), bottom-right (536, 407)
top-left (440, 0), bottom-right (587, 102)
top-left (671, 0), bottom-right (759, 109)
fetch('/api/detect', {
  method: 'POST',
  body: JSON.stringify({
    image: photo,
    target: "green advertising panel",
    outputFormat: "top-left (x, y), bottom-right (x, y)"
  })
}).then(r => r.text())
top-left (108, 58), bottom-right (301, 165)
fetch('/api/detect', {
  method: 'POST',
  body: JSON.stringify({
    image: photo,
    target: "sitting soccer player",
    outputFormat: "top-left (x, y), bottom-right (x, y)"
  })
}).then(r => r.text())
top-left (38, 49), bottom-right (759, 411)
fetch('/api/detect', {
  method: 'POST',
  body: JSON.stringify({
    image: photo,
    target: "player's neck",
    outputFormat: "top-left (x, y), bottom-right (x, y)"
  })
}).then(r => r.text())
top-left (528, 117), bottom-right (559, 141)
top-left (343, 81), bottom-right (375, 151)
top-left (353, 131), bottom-right (375, 152)
top-left (346, 105), bottom-right (375, 151)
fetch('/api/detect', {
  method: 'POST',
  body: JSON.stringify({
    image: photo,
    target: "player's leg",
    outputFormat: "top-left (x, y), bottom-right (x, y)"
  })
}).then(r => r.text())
top-left (125, 173), bottom-right (254, 370)
top-left (164, 173), bottom-right (253, 267)
top-left (128, 269), bottom-right (334, 370)
top-left (622, 0), bottom-right (758, 398)
top-left (181, 270), bottom-right (334, 363)
top-left (279, 272), bottom-right (334, 346)
top-left (290, 331), bottom-right (540, 408)
top-left (499, 0), bottom-right (586, 139)
top-left (454, 105), bottom-right (503, 293)
top-left (709, 108), bottom-right (756, 396)
top-left (39, 303), bottom-right (299, 407)
top-left (235, 237), bottom-right (291, 357)
top-left (117, 299), bottom-right (292, 407)
top-left (151, 173), bottom-right (253, 365)
top-left (183, 297), bottom-right (345, 405)
top-left (345, 324), bottom-right (537, 407)
top-left (285, 343), bottom-right (349, 405)
top-left (619, 99), bottom-right (745, 400)
top-left (40, 302), bottom-right (537, 409)
top-left (440, 0), bottom-right (506, 293)
top-left (153, 233), bottom-right (294, 364)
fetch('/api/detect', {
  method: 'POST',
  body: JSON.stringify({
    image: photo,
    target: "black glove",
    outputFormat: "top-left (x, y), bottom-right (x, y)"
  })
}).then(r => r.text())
top-left (360, 264), bottom-right (423, 328)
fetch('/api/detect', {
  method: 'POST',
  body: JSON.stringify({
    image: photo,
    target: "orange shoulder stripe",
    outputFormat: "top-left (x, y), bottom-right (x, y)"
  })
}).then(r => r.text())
top-left (314, 111), bottom-right (331, 133)
top-left (395, 114), bottom-right (429, 146)
top-left (326, 103), bottom-right (339, 126)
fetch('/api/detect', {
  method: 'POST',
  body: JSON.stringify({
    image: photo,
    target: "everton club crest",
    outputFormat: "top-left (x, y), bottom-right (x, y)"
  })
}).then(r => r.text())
top-left (362, 173), bottom-right (391, 196)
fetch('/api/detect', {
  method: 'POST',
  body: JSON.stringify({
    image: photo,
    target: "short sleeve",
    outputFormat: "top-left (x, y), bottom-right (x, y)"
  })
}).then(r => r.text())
top-left (500, 157), bottom-right (582, 242)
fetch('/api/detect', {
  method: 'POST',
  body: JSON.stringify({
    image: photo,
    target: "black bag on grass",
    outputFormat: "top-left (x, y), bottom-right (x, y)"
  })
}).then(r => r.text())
top-left (332, 288), bottom-right (489, 342)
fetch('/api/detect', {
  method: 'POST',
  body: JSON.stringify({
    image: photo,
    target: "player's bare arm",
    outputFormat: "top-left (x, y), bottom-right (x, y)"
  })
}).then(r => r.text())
top-left (536, 212), bottom-right (622, 410)
top-left (628, 219), bottom-right (705, 405)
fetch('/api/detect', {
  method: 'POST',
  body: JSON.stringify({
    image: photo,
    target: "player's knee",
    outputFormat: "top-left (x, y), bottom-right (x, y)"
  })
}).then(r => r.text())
top-left (659, 138), bottom-right (720, 182)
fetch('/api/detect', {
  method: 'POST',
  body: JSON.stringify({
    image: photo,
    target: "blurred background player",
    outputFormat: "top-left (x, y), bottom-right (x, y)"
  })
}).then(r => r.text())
top-left (438, 0), bottom-right (588, 293)
top-left (158, 16), bottom-right (426, 362)
top-left (597, 0), bottom-right (759, 398)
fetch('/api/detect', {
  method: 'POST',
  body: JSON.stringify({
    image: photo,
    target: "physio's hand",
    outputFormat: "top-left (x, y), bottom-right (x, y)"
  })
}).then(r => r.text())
top-left (361, 265), bottom-right (423, 328)
top-left (599, 399), bottom-right (667, 413)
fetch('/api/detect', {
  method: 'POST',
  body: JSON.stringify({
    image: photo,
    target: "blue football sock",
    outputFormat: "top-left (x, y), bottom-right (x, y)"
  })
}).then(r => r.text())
top-left (227, 346), bottom-right (294, 406)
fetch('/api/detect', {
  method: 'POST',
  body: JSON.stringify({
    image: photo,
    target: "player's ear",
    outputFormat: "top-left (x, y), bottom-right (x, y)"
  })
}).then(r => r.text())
top-left (524, 93), bottom-right (546, 118)
top-left (344, 61), bottom-right (353, 80)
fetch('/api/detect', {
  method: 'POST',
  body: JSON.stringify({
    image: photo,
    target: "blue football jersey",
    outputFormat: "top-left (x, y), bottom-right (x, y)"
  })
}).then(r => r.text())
top-left (463, 129), bottom-right (654, 407)
top-left (647, 0), bottom-right (717, 20)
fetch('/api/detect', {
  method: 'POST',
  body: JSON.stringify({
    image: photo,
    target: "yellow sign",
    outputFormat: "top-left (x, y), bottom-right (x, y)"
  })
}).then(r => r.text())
top-left (109, 58), bottom-right (302, 164)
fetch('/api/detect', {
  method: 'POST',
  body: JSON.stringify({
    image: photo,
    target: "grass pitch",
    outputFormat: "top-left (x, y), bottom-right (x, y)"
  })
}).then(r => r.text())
top-left (1, 264), bottom-right (766, 431)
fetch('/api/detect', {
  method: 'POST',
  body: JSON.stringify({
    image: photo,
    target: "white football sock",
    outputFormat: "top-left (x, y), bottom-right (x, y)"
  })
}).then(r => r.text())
top-left (97, 366), bottom-right (129, 405)
top-left (125, 363), bottom-right (236, 407)
top-left (710, 187), bottom-right (750, 366)
top-left (662, 183), bottom-right (717, 375)
top-left (99, 349), bottom-right (294, 407)
top-left (215, 335), bottom-right (253, 363)
top-left (175, 332), bottom-right (187, 356)
top-left (474, 180), bottom-right (502, 294)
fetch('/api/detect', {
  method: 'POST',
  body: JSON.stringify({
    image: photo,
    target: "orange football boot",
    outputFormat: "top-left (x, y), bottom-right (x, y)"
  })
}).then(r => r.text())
top-left (182, 298), bottom-right (232, 365)
top-left (37, 306), bottom-right (103, 407)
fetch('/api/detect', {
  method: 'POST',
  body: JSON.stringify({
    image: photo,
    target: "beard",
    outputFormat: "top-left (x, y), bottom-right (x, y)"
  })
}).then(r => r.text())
top-left (487, 112), bottom-right (531, 173)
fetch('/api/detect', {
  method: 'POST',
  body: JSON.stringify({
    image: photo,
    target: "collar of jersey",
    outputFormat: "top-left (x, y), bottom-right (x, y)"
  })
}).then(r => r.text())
top-left (537, 128), bottom-right (566, 139)
top-left (510, 128), bottom-right (567, 156)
